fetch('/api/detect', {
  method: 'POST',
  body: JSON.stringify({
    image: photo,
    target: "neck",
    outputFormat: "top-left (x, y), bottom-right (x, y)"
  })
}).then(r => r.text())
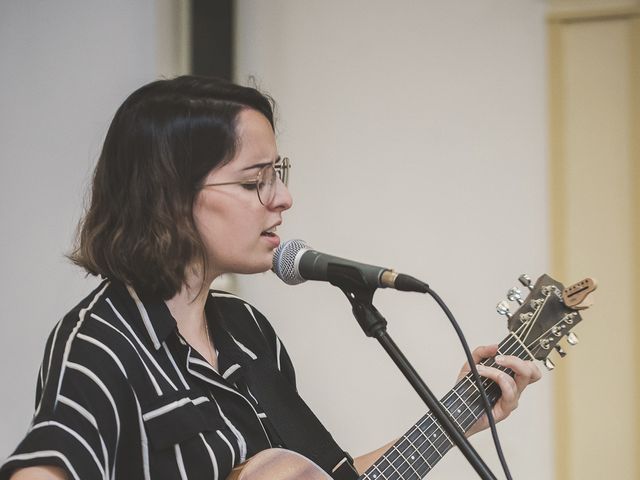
top-left (165, 269), bottom-right (213, 339)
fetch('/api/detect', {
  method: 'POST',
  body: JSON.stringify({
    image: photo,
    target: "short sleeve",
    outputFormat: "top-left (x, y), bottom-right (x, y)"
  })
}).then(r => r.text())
top-left (0, 316), bottom-right (135, 480)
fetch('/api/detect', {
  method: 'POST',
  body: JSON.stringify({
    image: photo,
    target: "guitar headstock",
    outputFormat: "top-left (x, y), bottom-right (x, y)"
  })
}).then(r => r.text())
top-left (498, 274), bottom-right (596, 369)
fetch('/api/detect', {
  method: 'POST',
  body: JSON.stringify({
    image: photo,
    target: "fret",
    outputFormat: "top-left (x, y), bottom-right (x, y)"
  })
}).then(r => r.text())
top-left (449, 410), bottom-right (465, 431)
top-left (441, 379), bottom-right (481, 432)
top-left (400, 432), bottom-right (433, 472)
top-left (449, 388), bottom-right (474, 419)
top-left (395, 431), bottom-right (432, 474)
top-left (359, 274), bottom-right (581, 479)
top-left (415, 415), bottom-right (450, 461)
top-left (392, 445), bottom-right (422, 479)
top-left (384, 446), bottom-right (401, 466)
top-left (384, 450), bottom-right (406, 480)
top-left (465, 376), bottom-right (481, 395)
top-left (364, 463), bottom-right (385, 480)
top-left (388, 445), bottom-right (417, 479)
top-left (456, 390), bottom-right (484, 432)
top-left (498, 337), bottom-right (528, 361)
top-left (361, 335), bottom-right (523, 480)
top-left (388, 444), bottom-right (423, 480)
top-left (405, 425), bottom-right (425, 444)
top-left (368, 454), bottom-right (392, 480)
top-left (364, 445), bottom-right (419, 480)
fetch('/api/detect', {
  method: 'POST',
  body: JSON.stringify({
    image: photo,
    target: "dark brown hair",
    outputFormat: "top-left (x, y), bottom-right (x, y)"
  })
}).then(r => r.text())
top-left (69, 76), bottom-right (275, 299)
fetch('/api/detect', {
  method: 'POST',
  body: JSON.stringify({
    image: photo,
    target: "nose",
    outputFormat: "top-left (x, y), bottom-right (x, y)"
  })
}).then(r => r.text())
top-left (269, 178), bottom-right (293, 211)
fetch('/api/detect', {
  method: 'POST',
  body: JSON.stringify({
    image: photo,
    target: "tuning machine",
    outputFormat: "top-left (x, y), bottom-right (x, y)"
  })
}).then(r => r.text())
top-left (519, 274), bottom-right (534, 291)
top-left (544, 358), bottom-right (555, 371)
top-left (567, 332), bottom-right (579, 345)
top-left (507, 287), bottom-right (524, 305)
top-left (496, 300), bottom-right (512, 319)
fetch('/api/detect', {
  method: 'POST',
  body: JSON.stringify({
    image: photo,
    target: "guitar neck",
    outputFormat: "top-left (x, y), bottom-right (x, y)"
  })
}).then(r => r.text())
top-left (360, 334), bottom-right (525, 480)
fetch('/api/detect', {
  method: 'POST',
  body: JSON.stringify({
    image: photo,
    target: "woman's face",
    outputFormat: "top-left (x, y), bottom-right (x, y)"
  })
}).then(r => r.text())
top-left (193, 109), bottom-right (293, 279)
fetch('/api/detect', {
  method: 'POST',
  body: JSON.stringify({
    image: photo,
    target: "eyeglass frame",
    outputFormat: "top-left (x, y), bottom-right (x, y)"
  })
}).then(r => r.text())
top-left (199, 157), bottom-right (291, 206)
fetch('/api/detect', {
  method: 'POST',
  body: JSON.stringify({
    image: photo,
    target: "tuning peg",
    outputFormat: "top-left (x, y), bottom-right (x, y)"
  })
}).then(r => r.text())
top-left (507, 287), bottom-right (524, 305)
top-left (496, 300), bottom-right (512, 318)
top-left (567, 332), bottom-right (579, 345)
top-left (544, 358), bottom-right (556, 370)
top-left (554, 345), bottom-right (567, 358)
top-left (519, 274), bottom-right (533, 291)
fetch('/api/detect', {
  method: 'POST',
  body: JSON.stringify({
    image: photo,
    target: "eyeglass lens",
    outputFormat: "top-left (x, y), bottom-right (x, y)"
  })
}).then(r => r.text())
top-left (257, 158), bottom-right (289, 205)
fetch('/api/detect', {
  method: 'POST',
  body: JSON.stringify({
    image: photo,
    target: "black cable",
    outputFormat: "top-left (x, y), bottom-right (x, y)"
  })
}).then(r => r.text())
top-left (425, 286), bottom-right (513, 480)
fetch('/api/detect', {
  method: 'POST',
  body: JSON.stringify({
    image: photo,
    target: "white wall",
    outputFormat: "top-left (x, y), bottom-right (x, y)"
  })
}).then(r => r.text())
top-left (0, 0), bottom-right (551, 477)
top-left (0, 0), bottom-right (160, 457)
top-left (234, 1), bottom-right (551, 478)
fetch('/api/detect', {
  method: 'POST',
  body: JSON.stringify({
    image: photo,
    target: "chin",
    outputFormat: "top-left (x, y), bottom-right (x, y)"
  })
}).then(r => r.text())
top-left (235, 259), bottom-right (273, 275)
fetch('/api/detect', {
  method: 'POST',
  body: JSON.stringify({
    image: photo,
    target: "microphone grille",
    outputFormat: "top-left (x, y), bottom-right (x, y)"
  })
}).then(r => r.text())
top-left (272, 239), bottom-right (310, 285)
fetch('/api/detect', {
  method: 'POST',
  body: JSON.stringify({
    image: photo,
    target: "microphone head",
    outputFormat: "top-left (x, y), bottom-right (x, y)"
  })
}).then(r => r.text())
top-left (272, 239), bottom-right (310, 285)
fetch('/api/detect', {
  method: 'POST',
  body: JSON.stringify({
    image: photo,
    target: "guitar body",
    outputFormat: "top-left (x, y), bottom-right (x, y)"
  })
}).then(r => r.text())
top-left (227, 448), bottom-right (330, 480)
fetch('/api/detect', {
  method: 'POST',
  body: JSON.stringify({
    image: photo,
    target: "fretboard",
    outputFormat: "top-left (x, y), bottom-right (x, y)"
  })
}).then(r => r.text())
top-left (360, 334), bottom-right (527, 480)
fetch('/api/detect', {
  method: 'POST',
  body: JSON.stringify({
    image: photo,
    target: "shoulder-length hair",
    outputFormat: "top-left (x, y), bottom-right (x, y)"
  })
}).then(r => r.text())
top-left (69, 76), bottom-right (275, 299)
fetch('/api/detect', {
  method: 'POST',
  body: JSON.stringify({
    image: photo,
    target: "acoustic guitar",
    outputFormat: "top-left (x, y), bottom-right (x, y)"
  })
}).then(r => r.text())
top-left (229, 274), bottom-right (596, 480)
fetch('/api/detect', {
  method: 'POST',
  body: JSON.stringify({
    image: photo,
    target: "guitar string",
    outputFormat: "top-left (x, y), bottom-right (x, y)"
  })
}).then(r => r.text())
top-left (363, 362), bottom-right (510, 479)
top-left (501, 293), bottom-right (575, 364)
top-left (372, 318), bottom-right (572, 480)
top-left (363, 326), bottom-right (529, 479)
top-left (374, 370), bottom-right (511, 478)
top-left (370, 295), bottom-right (572, 480)
top-left (520, 297), bottom-right (573, 351)
top-left (397, 341), bottom-right (521, 478)
top-left (362, 330), bottom-right (529, 480)
top-left (518, 294), bottom-right (551, 353)
top-left (397, 305), bottom-right (570, 479)
top-left (362, 291), bottom-right (572, 479)
top-left (389, 317), bottom-right (562, 480)
top-left (516, 289), bottom-right (577, 354)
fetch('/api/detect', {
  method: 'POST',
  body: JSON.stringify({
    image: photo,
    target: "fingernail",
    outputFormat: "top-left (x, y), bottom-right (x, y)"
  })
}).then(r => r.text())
top-left (495, 355), bottom-right (505, 363)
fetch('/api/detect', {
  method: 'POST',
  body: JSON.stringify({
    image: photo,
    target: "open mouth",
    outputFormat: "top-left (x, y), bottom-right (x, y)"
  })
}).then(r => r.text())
top-left (261, 229), bottom-right (277, 237)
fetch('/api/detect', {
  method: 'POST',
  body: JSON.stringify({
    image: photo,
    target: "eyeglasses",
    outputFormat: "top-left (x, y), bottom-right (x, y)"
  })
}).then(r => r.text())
top-left (200, 157), bottom-right (291, 206)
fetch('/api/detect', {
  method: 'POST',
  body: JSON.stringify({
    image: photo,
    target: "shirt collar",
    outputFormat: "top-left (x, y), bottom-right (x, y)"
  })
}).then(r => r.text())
top-left (109, 281), bottom-right (177, 351)
top-left (109, 280), bottom-right (261, 365)
top-left (205, 294), bottom-right (260, 374)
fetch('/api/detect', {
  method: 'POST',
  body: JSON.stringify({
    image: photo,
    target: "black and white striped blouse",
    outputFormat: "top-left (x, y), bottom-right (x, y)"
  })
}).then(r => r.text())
top-left (0, 279), bottom-right (299, 480)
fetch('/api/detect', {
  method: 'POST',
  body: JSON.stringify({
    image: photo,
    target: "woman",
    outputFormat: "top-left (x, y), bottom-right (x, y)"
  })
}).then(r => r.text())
top-left (1, 76), bottom-right (540, 480)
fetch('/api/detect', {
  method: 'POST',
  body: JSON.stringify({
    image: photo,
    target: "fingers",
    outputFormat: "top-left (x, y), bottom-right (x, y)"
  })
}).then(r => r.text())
top-left (458, 344), bottom-right (499, 380)
top-left (470, 344), bottom-right (499, 365)
top-left (476, 364), bottom-right (518, 419)
top-left (494, 355), bottom-right (542, 393)
top-left (463, 348), bottom-right (542, 436)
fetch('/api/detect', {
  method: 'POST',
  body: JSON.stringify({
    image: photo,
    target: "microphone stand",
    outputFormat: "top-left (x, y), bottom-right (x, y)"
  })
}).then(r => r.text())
top-left (327, 264), bottom-right (497, 480)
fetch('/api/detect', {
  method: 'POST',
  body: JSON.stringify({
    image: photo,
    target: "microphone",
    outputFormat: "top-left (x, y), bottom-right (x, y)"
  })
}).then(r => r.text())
top-left (271, 239), bottom-right (428, 293)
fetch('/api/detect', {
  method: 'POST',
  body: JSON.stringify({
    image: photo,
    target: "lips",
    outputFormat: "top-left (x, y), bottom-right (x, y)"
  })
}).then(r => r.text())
top-left (261, 222), bottom-right (280, 237)
top-left (260, 222), bottom-right (281, 249)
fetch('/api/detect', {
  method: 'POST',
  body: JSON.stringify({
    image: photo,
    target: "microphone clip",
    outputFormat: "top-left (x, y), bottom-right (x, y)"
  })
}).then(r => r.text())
top-left (328, 263), bottom-right (388, 338)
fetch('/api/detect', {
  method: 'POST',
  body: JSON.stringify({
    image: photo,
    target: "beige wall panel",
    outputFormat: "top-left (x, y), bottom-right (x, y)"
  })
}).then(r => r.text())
top-left (155, 0), bottom-right (191, 78)
top-left (633, 15), bottom-right (640, 477)
top-left (554, 18), bottom-right (637, 479)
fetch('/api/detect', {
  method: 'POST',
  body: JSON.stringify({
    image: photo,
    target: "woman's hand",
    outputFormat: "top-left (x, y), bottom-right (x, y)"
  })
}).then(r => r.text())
top-left (10, 466), bottom-right (68, 480)
top-left (459, 344), bottom-right (541, 437)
